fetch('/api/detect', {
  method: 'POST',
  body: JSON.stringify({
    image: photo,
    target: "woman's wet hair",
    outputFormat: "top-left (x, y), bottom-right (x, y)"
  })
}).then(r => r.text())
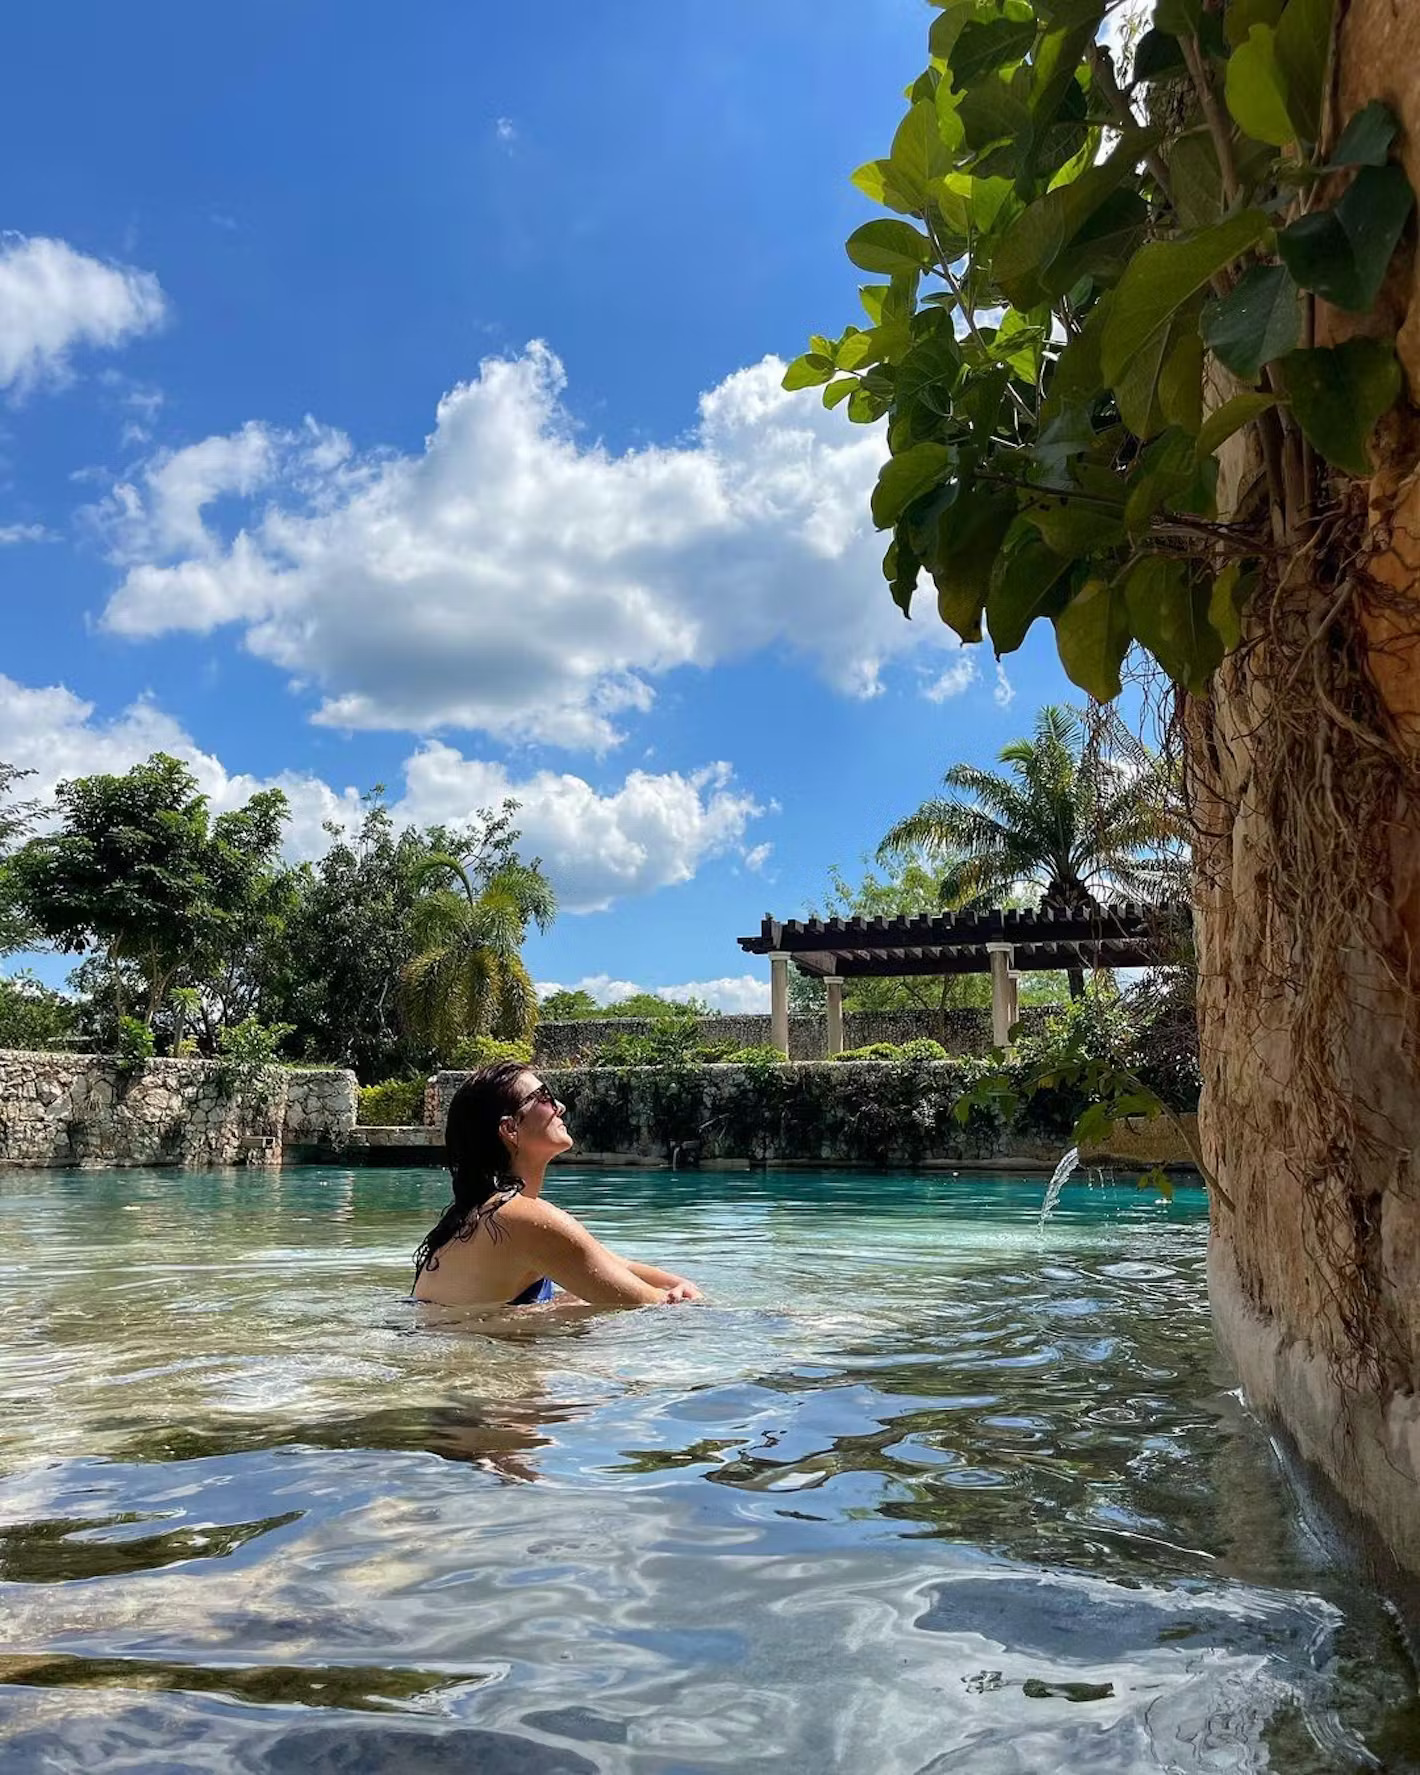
top-left (412, 1060), bottom-right (531, 1279)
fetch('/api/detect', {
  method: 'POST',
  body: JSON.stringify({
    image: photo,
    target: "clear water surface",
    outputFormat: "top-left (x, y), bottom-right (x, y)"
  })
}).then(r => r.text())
top-left (0, 1164), bottom-right (1416, 1773)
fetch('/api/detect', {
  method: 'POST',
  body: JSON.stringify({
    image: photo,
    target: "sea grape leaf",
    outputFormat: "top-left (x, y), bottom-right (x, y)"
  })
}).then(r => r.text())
top-left (1277, 163), bottom-right (1415, 313)
top-left (927, 485), bottom-right (1018, 642)
top-left (1200, 263), bottom-right (1301, 378)
top-left (782, 353), bottom-right (836, 390)
top-left (949, 16), bottom-right (1038, 88)
top-left (1279, 338), bottom-right (1402, 477)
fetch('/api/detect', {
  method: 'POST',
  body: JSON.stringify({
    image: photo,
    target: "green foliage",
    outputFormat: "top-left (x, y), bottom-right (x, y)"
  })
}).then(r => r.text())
top-left (214, 1017), bottom-right (294, 1105)
top-left (115, 1016), bottom-right (155, 1074)
top-left (792, 3), bottom-right (1413, 699)
top-left (539, 988), bottom-right (602, 1019)
top-left (357, 1078), bottom-right (426, 1126)
top-left (0, 764), bottom-right (43, 958)
top-left (900, 1037), bottom-right (950, 1061)
top-left (834, 1042), bottom-right (909, 1062)
top-left (447, 1034), bottom-right (534, 1069)
top-left (0, 972), bottom-right (78, 1051)
top-left (10, 754), bottom-right (289, 1028)
top-left (724, 1044), bottom-right (787, 1066)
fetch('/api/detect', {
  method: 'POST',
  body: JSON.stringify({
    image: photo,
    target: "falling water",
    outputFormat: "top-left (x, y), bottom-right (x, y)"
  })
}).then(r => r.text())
top-left (1039, 1144), bottom-right (1081, 1225)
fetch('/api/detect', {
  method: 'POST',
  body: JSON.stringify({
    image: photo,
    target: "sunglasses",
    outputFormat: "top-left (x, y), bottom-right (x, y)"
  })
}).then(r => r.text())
top-left (512, 1084), bottom-right (564, 1120)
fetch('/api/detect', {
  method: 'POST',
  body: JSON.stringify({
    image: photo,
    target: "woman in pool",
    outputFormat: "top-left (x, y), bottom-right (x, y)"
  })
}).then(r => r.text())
top-left (411, 1060), bottom-right (703, 1308)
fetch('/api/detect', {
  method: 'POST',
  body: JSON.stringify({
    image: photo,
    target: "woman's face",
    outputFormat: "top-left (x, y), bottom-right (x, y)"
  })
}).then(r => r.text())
top-left (502, 1071), bottom-right (573, 1162)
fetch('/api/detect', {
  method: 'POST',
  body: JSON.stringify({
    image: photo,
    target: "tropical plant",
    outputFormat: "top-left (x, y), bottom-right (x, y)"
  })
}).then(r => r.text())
top-left (0, 971), bottom-right (78, 1051)
top-left (399, 850), bottom-right (555, 1057)
top-left (0, 763), bottom-right (43, 957)
top-left (880, 703), bottom-right (1181, 991)
top-left (786, 1), bottom-right (1413, 703)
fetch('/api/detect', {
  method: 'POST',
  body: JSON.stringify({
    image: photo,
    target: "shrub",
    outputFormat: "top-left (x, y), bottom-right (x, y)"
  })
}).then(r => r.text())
top-left (899, 1038), bottom-right (948, 1062)
top-left (215, 1018), bottom-right (294, 1106)
top-left (724, 1045), bottom-right (786, 1065)
top-left (833, 1042), bottom-right (904, 1062)
top-left (115, 1015), bottom-right (154, 1073)
top-left (358, 1078), bottom-right (426, 1125)
top-left (447, 1035), bottom-right (532, 1070)
top-left (0, 972), bottom-right (78, 1051)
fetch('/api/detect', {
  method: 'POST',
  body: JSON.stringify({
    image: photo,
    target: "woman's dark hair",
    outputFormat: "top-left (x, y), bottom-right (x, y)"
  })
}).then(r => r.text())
top-left (413, 1060), bottom-right (531, 1280)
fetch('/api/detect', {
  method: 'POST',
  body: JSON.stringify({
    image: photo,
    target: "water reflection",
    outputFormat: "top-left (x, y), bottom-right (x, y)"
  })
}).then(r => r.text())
top-left (0, 1164), bottom-right (1415, 1772)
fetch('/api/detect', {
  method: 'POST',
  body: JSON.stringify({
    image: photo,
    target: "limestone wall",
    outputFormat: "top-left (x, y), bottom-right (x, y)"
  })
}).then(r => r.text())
top-left (427, 1062), bottom-right (1199, 1169)
top-left (0, 1051), bottom-right (358, 1168)
top-left (533, 1006), bottom-right (1056, 1065)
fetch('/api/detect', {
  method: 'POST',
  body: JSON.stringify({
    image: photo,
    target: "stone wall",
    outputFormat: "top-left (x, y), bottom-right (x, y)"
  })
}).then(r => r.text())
top-left (0, 1051), bottom-right (358, 1168)
top-left (426, 1062), bottom-right (1198, 1169)
top-left (533, 1006), bottom-right (1057, 1066)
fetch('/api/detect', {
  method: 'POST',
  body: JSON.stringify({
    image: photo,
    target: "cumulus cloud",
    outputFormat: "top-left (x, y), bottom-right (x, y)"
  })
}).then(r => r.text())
top-left (0, 235), bottom-right (166, 393)
top-left (0, 675), bottom-right (764, 911)
top-left (923, 657), bottom-right (978, 702)
top-left (537, 973), bottom-right (771, 1014)
top-left (98, 344), bottom-right (974, 750)
top-left (398, 741), bottom-right (762, 912)
top-left (0, 523), bottom-right (53, 544)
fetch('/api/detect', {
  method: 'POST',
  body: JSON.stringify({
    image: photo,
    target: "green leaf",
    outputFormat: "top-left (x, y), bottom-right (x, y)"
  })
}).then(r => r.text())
top-left (1277, 163), bottom-right (1416, 312)
top-left (993, 135), bottom-right (1150, 309)
top-left (847, 387), bottom-right (889, 423)
top-left (1124, 426), bottom-right (1213, 529)
top-left (871, 442), bottom-right (955, 529)
top-left (1114, 303), bottom-right (1200, 439)
top-left (782, 353), bottom-right (836, 391)
top-left (949, 15), bottom-right (1037, 88)
top-left (846, 220), bottom-right (936, 276)
top-left (986, 535), bottom-right (1074, 654)
top-left (1122, 555), bottom-right (1223, 692)
top-left (1208, 561), bottom-right (1251, 650)
top-left (885, 535), bottom-right (921, 616)
top-left (956, 78), bottom-right (1033, 156)
top-left (1274, 0), bottom-right (1333, 146)
top-left (850, 159), bottom-right (919, 215)
top-left (1225, 0), bottom-right (1285, 47)
top-left (822, 377), bottom-right (857, 410)
top-left (1326, 100), bottom-right (1398, 169)
top-left (1101, 209), bottom-right (1270, 394)
top-left (1200, 263), bottom-right (1301, 379)
top-left (1028, 494), bottom-right (1124, 554)
top-left (1225, 27), bottom-right (1296, 147)
top-left (1196, 391), bottom-right (1277, 457)
top-left (889, 99), bottom-right (950, 205)
top-left (1279, 338), bottom-right (1402, 478)
top-left (988, 308), bottom-right (1046, 381)
top-left (1169, 134), bottom-right (1223, 231)
top-left (958, 362), bottom-right (1013, 443)
top-left (836, 330), bottom-right (881, 371)
top-left (1159, 327), bottom-right (1204, 434)
top-left (1054, 576), bottom-right (1130, 700)
top-left (897, 327), bottom-right (963, 416)
top-left (926, 485), bottom-right (1018, 642)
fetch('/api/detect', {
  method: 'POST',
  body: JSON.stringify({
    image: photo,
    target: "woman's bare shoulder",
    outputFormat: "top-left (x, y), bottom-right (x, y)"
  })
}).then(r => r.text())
top-left (499, 1194), bottom-right (593, 1243)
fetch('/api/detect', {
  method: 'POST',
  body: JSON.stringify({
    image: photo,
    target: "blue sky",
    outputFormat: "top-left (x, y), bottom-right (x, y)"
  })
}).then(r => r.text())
top-left (0, 0), bottom-right (1073, 1012)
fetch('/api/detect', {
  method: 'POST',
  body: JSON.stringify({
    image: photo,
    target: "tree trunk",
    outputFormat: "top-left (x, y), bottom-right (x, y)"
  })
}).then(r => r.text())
top-left (1066, 965), bottom-right (1085, 1001)
top-left (1194, 0), bottom-right (1420, 1578)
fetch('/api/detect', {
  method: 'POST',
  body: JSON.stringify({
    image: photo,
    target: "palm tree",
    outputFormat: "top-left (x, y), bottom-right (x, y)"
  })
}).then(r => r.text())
top-left (399, 852), bottom-right (556, 1057)
top-left (878, 704), bottom-right (1184, 997)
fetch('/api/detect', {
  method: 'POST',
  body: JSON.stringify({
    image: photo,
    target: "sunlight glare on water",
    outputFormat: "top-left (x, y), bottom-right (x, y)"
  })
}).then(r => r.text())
top-left (0, 1164), bottom-right (1416, 1773)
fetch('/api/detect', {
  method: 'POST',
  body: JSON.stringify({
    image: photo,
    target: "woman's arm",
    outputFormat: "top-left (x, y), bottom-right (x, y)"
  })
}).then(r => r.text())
top-left (518, 1201), bottom-right (675, 1307)
top-left (623, 1260), bottom-right (702, 1300)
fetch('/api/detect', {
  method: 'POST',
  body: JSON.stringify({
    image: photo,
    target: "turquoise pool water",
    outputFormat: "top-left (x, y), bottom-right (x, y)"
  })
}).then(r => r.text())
top-left (0, 1164), bottom-right (1415, 1772)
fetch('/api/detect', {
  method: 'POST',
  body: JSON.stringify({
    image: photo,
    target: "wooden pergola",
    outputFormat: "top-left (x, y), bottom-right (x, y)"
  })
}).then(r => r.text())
top-left (738, 901), bottom-right (1192, 1054)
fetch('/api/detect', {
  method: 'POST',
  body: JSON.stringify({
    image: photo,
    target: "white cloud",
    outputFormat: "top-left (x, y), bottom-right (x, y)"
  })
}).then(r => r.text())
top-left (0, 235), bottom-right (167, 393)
top-left (495, 117), bottom-right (517, 143)
top-left (0, 675), bottom-right (764, 912)
top-left (98, 344), bottom-right (974, 751)
top-left (993, 662), bottom-right (1016, 707)
top-left (398, 741), bottom-right (762, 913)
top-left (537, 973), bottom-right (771, 1014)
top-left (923, 657), bottom-right (978, 702)
top-left (742, 841), bottom-right (772, 872)
top-left (0, 523), bottom-right (53, 544)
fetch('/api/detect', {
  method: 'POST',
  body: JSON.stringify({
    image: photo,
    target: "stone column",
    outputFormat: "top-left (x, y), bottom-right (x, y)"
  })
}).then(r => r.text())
top-left (986, 942), bottom-right (1016, 1051)
top-left (824, 977), bottom-right (844, 1057)
top-left (769, 952), bottom-right (790, 1056)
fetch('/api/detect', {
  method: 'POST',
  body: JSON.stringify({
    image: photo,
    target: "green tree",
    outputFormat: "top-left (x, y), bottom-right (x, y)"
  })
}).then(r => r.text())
top-left (597, 992), bottom-right (707, 1020)
top-left (397, 800), bottom-right (555, 1059)
top-left (879, 705), bottom-right (1179, 994)
top-left (0, 971), bottom-right (77, 1050)
top-left (0, 763), bottom-right (43, 957)
top-left (9, 754), bottom-right (289, 1027)
top-left (540, 988), bottom-right (601, 1019)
